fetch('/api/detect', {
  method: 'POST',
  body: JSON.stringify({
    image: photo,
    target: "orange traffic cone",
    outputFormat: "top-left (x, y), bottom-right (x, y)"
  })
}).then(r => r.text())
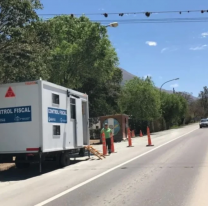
top-left (146, 127), bottom-right (154, 147)
top-left (132, 130), bottom-right (135, 138)
top-left (102, 133), bottom-right (107, 155)
top-left (110, 134), bottom-right (115, 153)
top-left (140, 130), bottom-right (143, 137)
top-left (127, 128), bottom-right (133, 147)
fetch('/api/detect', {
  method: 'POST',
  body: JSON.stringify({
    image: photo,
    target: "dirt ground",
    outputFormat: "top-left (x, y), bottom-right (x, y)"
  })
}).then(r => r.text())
top-left (0, 163), bottom-right (15, 171)
top-left (90, 139), bottom-right (101, 145)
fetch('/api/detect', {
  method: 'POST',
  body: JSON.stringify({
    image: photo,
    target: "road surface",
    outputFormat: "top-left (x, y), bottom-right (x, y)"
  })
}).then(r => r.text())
top-left (42, 127), bottom-right (207, 206)
top-left (1, 124), bottom-right (208, 206)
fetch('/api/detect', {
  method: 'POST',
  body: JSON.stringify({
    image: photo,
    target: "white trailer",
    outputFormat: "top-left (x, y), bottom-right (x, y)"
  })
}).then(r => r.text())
top-left (0, 80), bottom-right (90, 171)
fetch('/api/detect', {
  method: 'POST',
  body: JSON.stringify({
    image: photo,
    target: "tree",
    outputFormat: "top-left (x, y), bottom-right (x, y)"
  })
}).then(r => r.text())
top-left (48, 15), bottom-right (118, 88)
top-left (0, 0), bottom-right (42, 53)
top-left (79, 67), bottom-right (122, 117)
top-left (189, 99), bottom-right (205, 121)
top-left (176, 91), bottom-right (194, 124)
top-left (0, 0), bottom-right (53, 83)
top-left (176, 92), bottom-right (193, 104)
top-left (47, 15), bottom-right (120, 117)
top-left (161, 92), bottom-right (187, 128)
top-left (198, 86), bottom-right (208, 117)
top-left (177, 94), bottom-right (188, 125)
top-left (118, 77), bottom-right (161, 121)
top-left (0, 20), bottom-right (54, 83)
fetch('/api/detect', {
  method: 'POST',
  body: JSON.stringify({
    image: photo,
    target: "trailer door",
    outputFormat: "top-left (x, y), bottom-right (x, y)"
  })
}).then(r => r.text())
top-left (75, 98), bottom-right (83, 146)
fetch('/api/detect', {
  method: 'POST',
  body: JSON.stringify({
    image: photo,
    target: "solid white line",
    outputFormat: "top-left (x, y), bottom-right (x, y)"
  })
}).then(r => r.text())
top-left (34, 128), bottom-right (198, 206)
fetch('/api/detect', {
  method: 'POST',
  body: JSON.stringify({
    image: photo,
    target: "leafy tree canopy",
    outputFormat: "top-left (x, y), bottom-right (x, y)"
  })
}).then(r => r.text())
top-left (0, 0), bottom-right (54, 83)
top-left (47, 15), bottom-right (120, 116)
top-left (198, 86), bottom-right (208, 117)
top-left (161, 92), bottom-right (188, 128)
top-left (118, 77), bottom-right (161, 121)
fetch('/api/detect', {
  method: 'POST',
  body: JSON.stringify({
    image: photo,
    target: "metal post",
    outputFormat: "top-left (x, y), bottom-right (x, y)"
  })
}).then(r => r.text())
top-left (39, 147), bottom-right (42, 174)
top-left (88, 149), bottom-right (90, 158)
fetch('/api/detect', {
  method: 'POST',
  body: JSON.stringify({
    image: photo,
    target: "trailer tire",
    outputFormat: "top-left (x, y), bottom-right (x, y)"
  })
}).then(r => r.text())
top-left (60, 153), bottom-right (70, 167)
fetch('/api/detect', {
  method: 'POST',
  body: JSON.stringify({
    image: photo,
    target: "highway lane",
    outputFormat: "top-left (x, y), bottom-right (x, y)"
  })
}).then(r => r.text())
top-left (43, 128), bottom-right (208, 206)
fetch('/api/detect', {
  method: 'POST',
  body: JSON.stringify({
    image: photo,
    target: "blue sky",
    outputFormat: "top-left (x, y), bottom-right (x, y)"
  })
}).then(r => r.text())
top-left (39, 0), bottom-right (208, 97)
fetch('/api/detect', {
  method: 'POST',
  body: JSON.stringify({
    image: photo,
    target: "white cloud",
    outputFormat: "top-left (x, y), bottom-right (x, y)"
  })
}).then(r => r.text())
top-left (146, 41), bottom-right (157, 46)
top-left (190, 44), bottom-right (207, 51)
top-left (170, 83), bottom-right (179, 88)
top-left (161, 48), bottom-right (168, 53)
top-left (201, 32), bottom-right (208, 38)
top-left (161, 47), bottom-right (178, 53)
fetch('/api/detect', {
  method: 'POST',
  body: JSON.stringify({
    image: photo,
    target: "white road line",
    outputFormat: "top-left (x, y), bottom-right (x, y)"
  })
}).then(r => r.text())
top-left (34, 128), bottom-right (198, 206)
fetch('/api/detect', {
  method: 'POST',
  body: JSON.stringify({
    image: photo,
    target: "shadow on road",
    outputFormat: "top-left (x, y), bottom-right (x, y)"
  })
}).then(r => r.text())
top-left (0, 157), bottom-right (90, 183)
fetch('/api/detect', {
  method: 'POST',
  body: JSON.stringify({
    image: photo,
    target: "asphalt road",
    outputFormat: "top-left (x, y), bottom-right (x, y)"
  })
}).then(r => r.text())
top-left (1, 124), bottom-right (208, 206)
top-left (43, 127), bottom-right (208, 206)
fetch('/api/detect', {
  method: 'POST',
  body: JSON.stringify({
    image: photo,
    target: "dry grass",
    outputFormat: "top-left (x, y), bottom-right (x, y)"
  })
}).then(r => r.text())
top-left (0, 163), bottom-right (15, 171)
top-left (90, 139), bottom-right (101, 145)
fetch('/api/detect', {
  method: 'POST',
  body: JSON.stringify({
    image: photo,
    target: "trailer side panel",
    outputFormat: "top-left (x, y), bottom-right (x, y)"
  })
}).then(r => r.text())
top-left (0, 82), bottom-right (41, 153)
top-left (42, 82), bottom-right (73, 152)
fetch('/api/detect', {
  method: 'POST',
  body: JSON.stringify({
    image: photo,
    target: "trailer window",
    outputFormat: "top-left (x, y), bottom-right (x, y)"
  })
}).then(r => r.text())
top-left (70, 98), bottom-right (76, 119)
top-left (52, 93), bottom-right (59, 105)
top-left (70, 98), bottom-right (75, 104)
top-left (53, 125), bottom-right (60, 135)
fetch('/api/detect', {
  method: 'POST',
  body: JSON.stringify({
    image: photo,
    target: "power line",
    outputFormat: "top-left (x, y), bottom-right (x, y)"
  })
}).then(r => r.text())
top-left (96, 17), bottom-right (208, 24)
top-left (41, 17), bottom-right (208, 24)
top-left (37, 9), bottom-right (208, 18)
top-left (93, 17), bottom-right (208, 21)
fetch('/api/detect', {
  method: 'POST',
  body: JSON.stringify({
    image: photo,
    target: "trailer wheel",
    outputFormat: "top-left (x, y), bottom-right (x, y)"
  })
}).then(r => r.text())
top-left (60, 153), bottom-right (70, 167)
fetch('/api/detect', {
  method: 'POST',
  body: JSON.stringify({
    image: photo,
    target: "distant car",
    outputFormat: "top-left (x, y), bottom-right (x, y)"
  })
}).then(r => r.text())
top-left (199, 118), bottom-right (208, 128)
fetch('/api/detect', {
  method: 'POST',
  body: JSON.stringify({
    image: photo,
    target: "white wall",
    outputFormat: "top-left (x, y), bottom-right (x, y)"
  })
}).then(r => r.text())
top-left (42, 83), bottom-right (75, 152)
top-left (0, 82), bottom-right (40, 153)
top-left (41, 81), bottom-right (89, 152)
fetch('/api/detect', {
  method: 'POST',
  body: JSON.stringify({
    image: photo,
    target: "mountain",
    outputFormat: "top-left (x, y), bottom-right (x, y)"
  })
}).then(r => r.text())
top-left (120, 68), bottom-right (197, 100)
top-left (120, 68), bottom-right (136, 85)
